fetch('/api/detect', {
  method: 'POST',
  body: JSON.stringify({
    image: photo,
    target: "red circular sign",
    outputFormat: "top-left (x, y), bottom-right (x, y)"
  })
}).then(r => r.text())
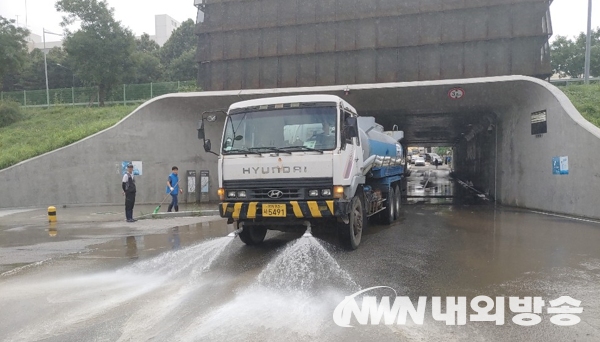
top-left (448, 87), bottom-right (465, 100)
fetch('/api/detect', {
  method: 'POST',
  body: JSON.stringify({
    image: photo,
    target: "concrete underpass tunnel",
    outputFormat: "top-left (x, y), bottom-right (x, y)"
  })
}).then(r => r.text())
top-left (365, 107), bottom-right (499, 204)
top-left (2, 76), bottom-right (600, 220)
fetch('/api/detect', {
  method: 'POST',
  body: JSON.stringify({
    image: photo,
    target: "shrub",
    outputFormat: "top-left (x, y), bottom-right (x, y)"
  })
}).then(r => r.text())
top-left (0, 100), bottom-right (23, 128)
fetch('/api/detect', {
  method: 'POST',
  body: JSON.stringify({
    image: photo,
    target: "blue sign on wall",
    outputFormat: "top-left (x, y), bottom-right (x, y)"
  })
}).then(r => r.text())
top-left (552, 156), bottom-right (569, 175)
top-left (121, 161), bottom-right (141, 176)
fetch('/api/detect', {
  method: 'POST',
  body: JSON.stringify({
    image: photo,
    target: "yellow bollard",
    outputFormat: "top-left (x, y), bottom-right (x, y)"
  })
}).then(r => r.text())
top-left (48, 221), bottom-right (58, 237)
top-left (48, 206), bottom-right (57, 222)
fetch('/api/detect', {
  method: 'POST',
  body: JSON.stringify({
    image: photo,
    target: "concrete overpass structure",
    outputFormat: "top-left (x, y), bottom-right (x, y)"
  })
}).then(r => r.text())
top-left (1, 75), bottom-right (599, 220)
top-left (196, 0), bottom-right (553, 90)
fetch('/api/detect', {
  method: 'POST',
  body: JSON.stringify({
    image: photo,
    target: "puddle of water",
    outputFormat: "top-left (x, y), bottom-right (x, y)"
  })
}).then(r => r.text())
top-left (0, 237), bottom-right (234, 341)
top-left (0, 209), bottom-right (37, 218)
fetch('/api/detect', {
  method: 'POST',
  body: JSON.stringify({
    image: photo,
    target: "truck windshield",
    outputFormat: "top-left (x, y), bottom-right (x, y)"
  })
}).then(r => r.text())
top-left (222, 106), bottom-right (337, 154)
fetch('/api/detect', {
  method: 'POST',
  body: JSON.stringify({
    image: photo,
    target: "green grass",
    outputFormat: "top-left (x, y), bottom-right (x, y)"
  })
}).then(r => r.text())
top-left (559, 84), bottom-right (600, 128)
top-left (0, 105), bottom-right (136, 170)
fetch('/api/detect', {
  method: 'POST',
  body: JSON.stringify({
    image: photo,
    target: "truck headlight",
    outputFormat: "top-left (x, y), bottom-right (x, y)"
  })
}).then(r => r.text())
top-left (333, 185), bottom-right (344, 199)
top-left (321, 189), bottom-right (332, 196)
top-left (227, 190), bottom-right (237, 198)
top-left (237, 190), bottom-right (247, 198)
top-left (308, 190), bottom-right (319, 197)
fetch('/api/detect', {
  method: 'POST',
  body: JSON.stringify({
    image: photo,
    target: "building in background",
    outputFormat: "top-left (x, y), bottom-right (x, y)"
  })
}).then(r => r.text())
top-left (152, 14), bottom-right (180, 46)
top-left (26, 14), bottom-right (180, 52)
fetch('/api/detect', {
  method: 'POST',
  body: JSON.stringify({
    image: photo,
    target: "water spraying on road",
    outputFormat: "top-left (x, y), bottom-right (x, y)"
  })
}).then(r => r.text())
top-left (258, 236), bottom-right (358, 292)
top-left (0, 231), bottom-right (381, 341)
top-left (0, 237), bottom-right (234, 342)
top-left (176, 236), bottom-right (361, 341)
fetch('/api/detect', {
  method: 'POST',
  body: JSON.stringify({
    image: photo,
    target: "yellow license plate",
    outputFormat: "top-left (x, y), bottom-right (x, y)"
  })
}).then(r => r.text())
top-left (262, 204), bottom-right (286, 217)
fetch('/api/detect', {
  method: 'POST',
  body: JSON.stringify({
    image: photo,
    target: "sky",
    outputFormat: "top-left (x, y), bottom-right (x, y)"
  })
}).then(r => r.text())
top-left (0, 0), bottom-right (197, 38)
top-left (0, 0), bottom-right (598, 41)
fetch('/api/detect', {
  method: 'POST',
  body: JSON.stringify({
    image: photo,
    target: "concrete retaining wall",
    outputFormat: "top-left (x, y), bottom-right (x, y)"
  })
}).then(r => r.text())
top-left (496, 81), bottom-right (600, 219)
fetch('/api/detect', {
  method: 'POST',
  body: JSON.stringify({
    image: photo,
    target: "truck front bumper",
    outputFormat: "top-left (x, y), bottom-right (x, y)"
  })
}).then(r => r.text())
top-left (219, 200), bottom-right (349, 220)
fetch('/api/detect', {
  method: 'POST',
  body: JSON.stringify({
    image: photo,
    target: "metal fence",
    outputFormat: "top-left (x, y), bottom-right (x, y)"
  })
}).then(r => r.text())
top-left (549, 78), bottom-right (600, 86)
top-left (0, 80), bottom-right (198, 107)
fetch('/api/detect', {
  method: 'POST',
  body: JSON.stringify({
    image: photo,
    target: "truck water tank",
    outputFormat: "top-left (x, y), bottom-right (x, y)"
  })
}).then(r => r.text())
top-left (358, 117), bottom-right (402, 160)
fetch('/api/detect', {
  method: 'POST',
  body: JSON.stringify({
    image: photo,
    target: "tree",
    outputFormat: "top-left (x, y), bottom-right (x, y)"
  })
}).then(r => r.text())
top-left (56, 0), bottom-right (136, 106)
top-left (124, 34), bottom-right (164, 84)
top-left (21, 48), bottom-right (70, 90)
top-left (166, 49), bottom-right (197, 81)
top-left (160, 19), bottom-right (197, 80)
top-left (136, 33), bottom-right (160, 56)
top-left (551, 36), bottom-right (582, 78)
top-left (0, 16), bottom-right (29, 90)
top-left (125, 51), bottom-right (164, 84)
top-left (551, 28), bottom-right (600, 78)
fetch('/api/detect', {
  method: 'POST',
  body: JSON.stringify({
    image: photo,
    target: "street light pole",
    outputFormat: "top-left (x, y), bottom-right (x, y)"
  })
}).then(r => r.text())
top-left (43, 28), bottom-right (50, 107)
top-left (43, 28), bottom-right (63, 108)
top-left (584, 0), bottom-right (593, 84)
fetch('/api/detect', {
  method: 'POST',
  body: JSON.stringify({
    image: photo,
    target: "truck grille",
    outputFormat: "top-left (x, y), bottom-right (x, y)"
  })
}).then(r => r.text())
top-left (252, 188), bottom-right (301, 200)
top-left (223, 178), bottom-right (333, 201)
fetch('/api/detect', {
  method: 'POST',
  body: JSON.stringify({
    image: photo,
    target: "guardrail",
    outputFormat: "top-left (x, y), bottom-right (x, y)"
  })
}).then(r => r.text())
top-left (549, 78), bottom-right (600, 86)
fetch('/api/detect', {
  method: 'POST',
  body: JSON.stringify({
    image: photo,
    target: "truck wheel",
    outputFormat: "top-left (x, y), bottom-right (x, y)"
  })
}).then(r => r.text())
top-left (394, 185), bottom-right (402, 220)
top-left (238, 224), bottom-right (267, 245)
top-left (339, 195), bottom-right (365, 250)
top-left (379, 188), bottom-right (395, 225)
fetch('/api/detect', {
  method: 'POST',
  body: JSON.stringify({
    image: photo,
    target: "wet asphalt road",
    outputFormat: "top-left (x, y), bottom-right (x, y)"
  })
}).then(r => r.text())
top-left (0, 165), bottom-right (599, 341)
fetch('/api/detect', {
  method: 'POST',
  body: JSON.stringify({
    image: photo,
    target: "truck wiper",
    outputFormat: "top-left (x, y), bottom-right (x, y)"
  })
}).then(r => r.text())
top-left (223, 148), bottom-right (262, 155)
top-left (248, 147), bottom-right (292, 154)
top-left (279, 145), bottom-right (324, 154)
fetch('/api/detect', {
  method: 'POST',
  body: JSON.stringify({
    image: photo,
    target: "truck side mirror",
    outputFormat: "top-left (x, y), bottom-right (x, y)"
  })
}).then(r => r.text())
top-left (197, 120), bottom-right (205, 140)
top-left (204, 139), bottom-right (212, 152)
top-left (345, 117), bottom-right (358, 138)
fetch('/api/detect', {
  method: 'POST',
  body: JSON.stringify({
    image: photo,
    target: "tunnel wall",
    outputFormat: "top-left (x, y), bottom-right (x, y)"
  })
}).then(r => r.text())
top-left (454, 126), bottom-right (498, 197)
top-left (452, 78), bottom-right (600, 219)
top-left (496, 82), bottom-right (600, 218)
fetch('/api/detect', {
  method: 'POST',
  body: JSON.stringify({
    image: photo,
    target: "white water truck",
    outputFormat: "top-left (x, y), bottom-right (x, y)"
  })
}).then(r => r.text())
top-left (198, 95), bottom-right (406, 249)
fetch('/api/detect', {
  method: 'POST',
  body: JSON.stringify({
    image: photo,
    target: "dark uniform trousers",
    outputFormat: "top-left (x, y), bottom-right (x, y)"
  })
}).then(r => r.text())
top-left (124, 174), bottom-right (137, 220)
top-left (125, 192), bottom-right (136, 220)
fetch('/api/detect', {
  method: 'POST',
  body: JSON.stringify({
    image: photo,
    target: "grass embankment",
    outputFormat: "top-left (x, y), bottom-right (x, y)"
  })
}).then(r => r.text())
top-left (0, 105), bottom-right (136, 170)
top-left (559, 84), bottom-right (600, 128)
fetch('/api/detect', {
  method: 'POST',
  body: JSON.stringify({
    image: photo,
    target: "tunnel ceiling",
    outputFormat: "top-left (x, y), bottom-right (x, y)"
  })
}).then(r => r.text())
top-left (363, 110), bottom-right (494, 146)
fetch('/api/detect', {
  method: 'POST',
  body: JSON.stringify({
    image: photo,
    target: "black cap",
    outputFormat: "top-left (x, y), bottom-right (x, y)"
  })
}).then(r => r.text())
top-left (127, 163), bottom-right (134, 168)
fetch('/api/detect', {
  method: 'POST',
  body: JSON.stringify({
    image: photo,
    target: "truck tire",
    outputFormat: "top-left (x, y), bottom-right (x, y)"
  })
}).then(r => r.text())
top-left (238, 224), bottom-right (267, 245)
top-left (394, 184), bottom-right (402, 220)
top-left (379, 187), bottom-right (395, 225)
top-left (339, 195), bottom-right (366, 250)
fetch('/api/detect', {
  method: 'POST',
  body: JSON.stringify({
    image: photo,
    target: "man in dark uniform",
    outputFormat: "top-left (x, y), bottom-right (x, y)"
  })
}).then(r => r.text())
top-left (122, 163), bottom-right (137, 222)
